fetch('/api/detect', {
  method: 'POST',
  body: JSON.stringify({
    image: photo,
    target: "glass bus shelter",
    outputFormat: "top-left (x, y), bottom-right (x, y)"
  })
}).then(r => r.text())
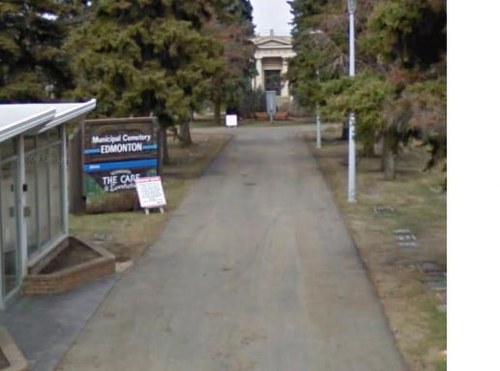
top-left (0, 101), bottom-right (96, 308)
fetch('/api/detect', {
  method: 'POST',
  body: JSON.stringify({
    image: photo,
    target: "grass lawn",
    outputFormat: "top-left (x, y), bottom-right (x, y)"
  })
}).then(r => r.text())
top-left (69, 131), bottom-right (233, 263)
top-left (305, 127), bottom-right (447, 371)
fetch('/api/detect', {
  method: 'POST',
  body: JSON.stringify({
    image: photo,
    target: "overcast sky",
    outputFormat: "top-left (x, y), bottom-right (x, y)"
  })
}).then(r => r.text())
top-left (251, 0), bottom-right (293, 36)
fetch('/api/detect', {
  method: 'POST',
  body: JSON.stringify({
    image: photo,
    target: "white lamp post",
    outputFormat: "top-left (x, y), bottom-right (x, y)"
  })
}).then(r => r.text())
top-left (347, 0), bottom-right (356, 203)
top-left (316, 68), bottom-right (322, 148)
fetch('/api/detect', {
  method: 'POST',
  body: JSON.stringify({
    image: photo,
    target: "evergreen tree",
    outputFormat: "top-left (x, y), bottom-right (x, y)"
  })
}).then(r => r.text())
top-left (288, 0), bottom-right (346, 110)
top-left (287, 0), bottom-right (377, 109)
top-left (205, 0), bottom-right (256, 123)
top-left (360, 0), bottom-right (446, 178)
top-left (288, 0), bottom-right (446, 179)
top-left (66, 0), bottom-right (225, 155)
top-left (0, 1), bottom-right (74, 101)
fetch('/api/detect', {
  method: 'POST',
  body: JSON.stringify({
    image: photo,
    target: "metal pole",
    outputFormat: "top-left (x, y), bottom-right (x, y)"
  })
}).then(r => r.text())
top-left (17, 135), bottom-right (27, 277)
top-left (349, 12), bottom-right (355, 77)
top-left (316, 103), bottom-right (322, 148)
top-left (347, 10), bottom-right (356, 203)
top-left (316, 69), bottom-right (322, 149)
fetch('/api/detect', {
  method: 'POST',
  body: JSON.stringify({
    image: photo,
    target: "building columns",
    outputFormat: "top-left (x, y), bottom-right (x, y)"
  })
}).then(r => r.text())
top-left (255, 57), bottom-right (263, 89)
top-left (281, 59), bottom-right (289, 97)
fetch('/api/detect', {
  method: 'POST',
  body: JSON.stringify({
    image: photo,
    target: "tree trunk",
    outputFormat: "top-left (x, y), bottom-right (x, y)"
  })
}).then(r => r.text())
top-left (362, 142), bottom-right (376, 157)
top-left (341, 120), bottom-right (349, 140)
top-left (214, 96), bottom-right (222, 125)
top-left (159, 127), bottom-right (169, 166)
top-left (382, 134), bottom-right (396, 180)
top-left (179, 119), bottom-right (193, 145)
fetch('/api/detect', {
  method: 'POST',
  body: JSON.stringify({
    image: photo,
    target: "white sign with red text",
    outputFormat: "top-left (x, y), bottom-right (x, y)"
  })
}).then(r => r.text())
top-left (135, 176), bottom-right (166, 209)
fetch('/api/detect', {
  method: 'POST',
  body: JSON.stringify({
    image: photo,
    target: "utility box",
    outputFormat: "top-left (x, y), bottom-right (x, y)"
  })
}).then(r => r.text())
top-left (266, 91), bottom-right (277, 121)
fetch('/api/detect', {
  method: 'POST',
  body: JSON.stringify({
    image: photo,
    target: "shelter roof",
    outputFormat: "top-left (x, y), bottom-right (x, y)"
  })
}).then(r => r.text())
top-left (0, 99), bottom-right (96, 142)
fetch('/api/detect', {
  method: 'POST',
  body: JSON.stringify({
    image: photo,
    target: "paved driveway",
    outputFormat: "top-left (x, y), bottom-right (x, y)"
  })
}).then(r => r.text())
top-left (58, 126), bottom-right (406, 371)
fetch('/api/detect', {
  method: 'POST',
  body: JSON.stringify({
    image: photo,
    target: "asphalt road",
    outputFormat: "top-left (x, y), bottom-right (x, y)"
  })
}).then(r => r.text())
top-left (58, 126), bottom-right (406, 371)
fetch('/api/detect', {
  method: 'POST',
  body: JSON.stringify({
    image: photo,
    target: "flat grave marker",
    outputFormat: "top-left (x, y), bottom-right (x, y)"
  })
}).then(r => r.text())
top-left (373, 205), bottom-right (395, 217)
top-left (393, 228), bottom-right (418, 248)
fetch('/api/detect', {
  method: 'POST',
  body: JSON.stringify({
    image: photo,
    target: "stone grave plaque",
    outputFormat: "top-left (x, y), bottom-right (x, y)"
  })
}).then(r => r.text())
top-left (424, 279), bottom-right (447, 291)
top-left (373, 205), bottom-right (395, 217)
top-left (418, 261), bottom-right (446, 276)
top-left (393, 229), bottom-right (418, 248)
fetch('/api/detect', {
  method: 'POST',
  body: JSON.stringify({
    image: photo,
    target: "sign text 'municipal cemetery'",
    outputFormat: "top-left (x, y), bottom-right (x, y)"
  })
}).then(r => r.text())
top-left (91, 133), bottom-right (152, 154)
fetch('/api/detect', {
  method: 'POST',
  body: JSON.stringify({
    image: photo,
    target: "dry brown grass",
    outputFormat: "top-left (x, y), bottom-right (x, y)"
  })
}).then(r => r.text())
top-left (306, 129), bottom-right (446, 371)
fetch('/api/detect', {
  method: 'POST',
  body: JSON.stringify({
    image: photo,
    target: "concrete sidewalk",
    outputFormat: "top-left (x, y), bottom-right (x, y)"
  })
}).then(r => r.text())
top-left (0, 274), bottom-right (118, 371)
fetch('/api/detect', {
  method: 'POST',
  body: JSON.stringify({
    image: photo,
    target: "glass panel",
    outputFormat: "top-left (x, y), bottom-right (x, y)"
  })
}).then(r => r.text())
top-left (0, 159), bottom-right (19, 297)
top-left (37, 131), bottom-right (49, 146)
top-left (0, 139), bottom-right (16, 159)
top-left (37, 148), bottom-right (51, 247)
top-left (24, 136), bottom-right (37, 152)
top-left (49, 145), bottom-right (63, 239)
top-left (25, 150), bottom-right (39, 257)
top-left (47, 126), bottom-right (61, 143)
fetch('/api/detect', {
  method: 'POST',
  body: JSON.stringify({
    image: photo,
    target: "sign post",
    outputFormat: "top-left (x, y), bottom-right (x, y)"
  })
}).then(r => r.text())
top-left (135, 176), bottom-right (167, 214)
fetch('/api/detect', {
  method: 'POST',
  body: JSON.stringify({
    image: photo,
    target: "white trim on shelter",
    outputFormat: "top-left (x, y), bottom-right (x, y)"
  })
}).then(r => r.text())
top-left (34, 100), bottom-right (97, 132)
top-left (0, 100), bottom-right (97, 137)
top-left (0, 107), bottom-right (55, 142)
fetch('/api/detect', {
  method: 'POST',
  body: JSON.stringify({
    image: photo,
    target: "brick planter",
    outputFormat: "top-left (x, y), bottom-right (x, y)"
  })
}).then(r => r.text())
top-left (23, 236), bottom-right (115, 295)
top-left (254, 112), bottom-right (269, 120)
top-left (274, 111), bottom-right (289, 120)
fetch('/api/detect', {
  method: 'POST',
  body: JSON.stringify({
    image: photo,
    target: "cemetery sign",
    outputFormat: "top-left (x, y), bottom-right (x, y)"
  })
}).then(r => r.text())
top-left (82, 117), bottom-right (160, 195)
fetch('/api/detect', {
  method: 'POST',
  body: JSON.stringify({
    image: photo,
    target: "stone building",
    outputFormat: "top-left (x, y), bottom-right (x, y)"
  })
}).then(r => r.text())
top-left (251, 33), bottom-right (296, 106)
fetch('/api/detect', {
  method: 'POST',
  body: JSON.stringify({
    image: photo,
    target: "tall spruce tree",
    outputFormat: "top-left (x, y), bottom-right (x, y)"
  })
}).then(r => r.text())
top-left (0, 1), bottom-right (74, 101)
top-left (287, 0), bottom-right (376, 109)
top-left (65, 0), bottom-right (225, 154)
top-left (359, 0), bottom-right (447, 178)
top-left (204, 0), bottom-right (255, 123)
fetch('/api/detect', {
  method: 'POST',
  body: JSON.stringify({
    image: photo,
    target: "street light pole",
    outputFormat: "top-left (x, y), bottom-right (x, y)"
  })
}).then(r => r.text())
top-left (347, 0), bottom-right (356, 203)
top-left (316, 68), bottom-right (322, 149)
